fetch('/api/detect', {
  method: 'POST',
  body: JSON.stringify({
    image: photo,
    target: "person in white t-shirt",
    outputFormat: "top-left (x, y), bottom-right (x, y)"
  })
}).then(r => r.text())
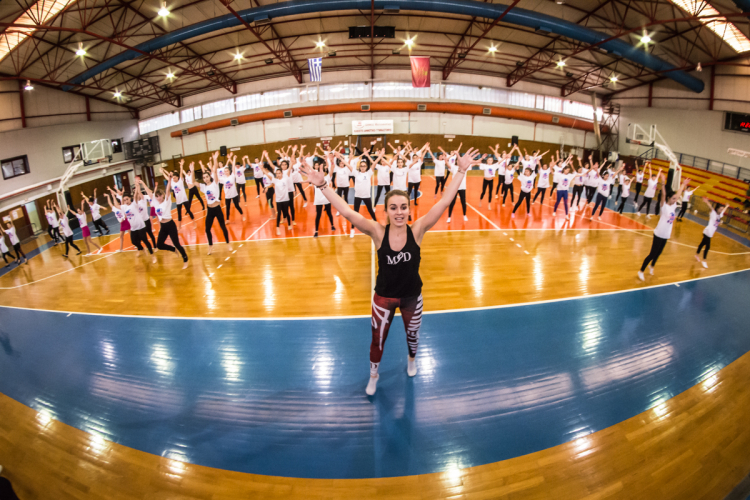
top-left (633, 161), bottom-right (646, 204)
top-left (406, 143), bottom-right (429, 206)
top-left (191, 152), bottom-right (230, 254)
top-left (636, 163), bottom-right (663, 219)
top-left (221, 158), bottom-right (245, 222)
top-left (0, 228), bottom-right (16, 266)
top-left (617, 173), bottom-right (634, 215)
top-left (72, 199), bottom-right (102, 255)
top-left (44, 199), bottom-right (62, 244)
top-left (307, 162), bottom-right (336, 237)
top-left (447, 152), bottom-right (473, 222)
top-left (435, 146), bottom-right (458, 197)
top-left (233, 156), bottom-right (248, 203)
top-left (390, 148), bottom-right (422, 221)
top-left (478, 154), bottom-right (497, 209)
top-left (268, 168), bottom-right (293, 235)
top-left (51, 202), bottom-right (81, 258)
top-left (591, 165), bottom-right (624, 220)
top-left (109, 187), bottom-right (157, 263)
top-left (533, 164), bottom-right (552, 205)
top-left (374, 156), bottom-right (393, 204)
top-left (81, 188), bottom-right (110, 236)
top-left (349, 149), bottom-right (385, 236)
top-left (249, 156), bottom-right (265, 198)
top-left (570, 159), bottom-right (587, 209)
top-left (0, 222), bottom-right (27, 264)
top-left (183, 162), bottom-right (206, 211)
top-left (677, 183), bottom-right (701, 221)
top-left (170, 161), bottom-right (195, 226)
top-left (290, 145), bottom-right (308, 206)
top-left (638, 178), bottom-right (691, 281)
top-left (551, 156), bottom-right (579, 219)
top-left (490, 145), bottom-right (513, 198)
top-left (501, 160), bottom-right (520, 206)
top-left (135, 184), bottom-right (157, 248)
top-left (511, 167), bottom-right (537, 218)
top-left (139, 177), bottom-right (188, 268)
top-left (105, 186), bottom-right (130, 253)
top-left (695, 198), bottom-right (729, 268)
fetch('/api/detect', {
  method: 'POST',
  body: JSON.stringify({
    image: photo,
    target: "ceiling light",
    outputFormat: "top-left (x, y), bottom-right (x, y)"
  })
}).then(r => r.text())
top-left (76, 44), bottom-right (86, 56)
top-left (24, 80), bottom-right (33, 90)
top-left (158, 2), bottom-right (169, 16)
top-left (641, 34), bottom-right (652, 44)
top-left (234, 53), bottom-right (243, 60)
top-left (488, 45), bottom-right (497, 53)
top-left (328, 51), bottom-right (337, 57)
top-left (565, 72), bottom-right (573, 77)
top-left (167, 71), bottom-right (174, 78)
top-left (392, 49), bottom-right (401, 55)
top-left (557, 60), bottom-right (565, 67)
top-left (114, 91), bottom-right (122, 98)
top-left (696, 62), bottom-right (703, 72)
top-left (404, 37), bottom-right (414, 48)
top-left (610, 75), bottom-right (618, 82)
top-left (458, 52), bottom-right (466, 59)
top-left (316, 40), bottom-right (326, 48)
top-left (264, 58), bottom-right (273, 64)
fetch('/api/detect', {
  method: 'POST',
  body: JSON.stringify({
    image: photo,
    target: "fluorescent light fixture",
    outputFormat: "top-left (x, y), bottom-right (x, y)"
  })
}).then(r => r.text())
top-left (158, 2), bottom-right (169, 16)
top-left (24, 80), bottom-right (33, 90)
top-left (669, 0), bottom-right (750, 53)
top-left (0, 0), bottom-right (76, 62)
top-left (557, 60), bottom-right (565, 67)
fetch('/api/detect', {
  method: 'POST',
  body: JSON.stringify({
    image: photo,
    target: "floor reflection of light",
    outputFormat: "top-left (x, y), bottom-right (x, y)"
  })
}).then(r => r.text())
top-left (442, 460), bottom-right (466, 487)
top-left (263, 266), bottom-right (275, 311)
top-left (312, 348), bottom-right (335, 388)
top-left (221, 346), bottom-right (243, 382)
top-left (701, 374), bottom-right (720, 393)
top-left (333, 275), bottom-right (344, 304)
top-left (581, 343), bottom-right (675, 390)
top-left (151, 344), bottom-right (173, 377)
top-left (570, 434), bottom-right (595, 458)
top-left (100, 339), bottom-right (116, 369)
top-left (533, 256), bottom-right (544, 292)
top-left (204, 280), bottom-right (216, 312)
top-left (652, 401), bottom-right (669, 418)
top-left (88, 432), bottom-right (108, 455)
top-left (580, 321), bottom-right (603, 354)
top-left (579, 254), bottom-right (589, 294)
top-left (36, 409), bottom-right (54, 427)
top-left (417, 346), bottom-right (437, 380)
top-left (471, 259), bottom-right (483, 298)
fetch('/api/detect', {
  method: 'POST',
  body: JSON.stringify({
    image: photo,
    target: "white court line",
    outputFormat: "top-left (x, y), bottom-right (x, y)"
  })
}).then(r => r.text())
top-left (0, 253), bottom-right (114, 290)
top-left (245, 218), bottom-right (272, 241)
top-left (1, 266), bottom-right (748, 320)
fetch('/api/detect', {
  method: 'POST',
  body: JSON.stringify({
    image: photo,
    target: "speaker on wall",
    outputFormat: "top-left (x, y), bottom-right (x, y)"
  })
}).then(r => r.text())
top-left (220, 145), bottom-right (227, 156)
top-left (511, 135), bottom-right (519, 145)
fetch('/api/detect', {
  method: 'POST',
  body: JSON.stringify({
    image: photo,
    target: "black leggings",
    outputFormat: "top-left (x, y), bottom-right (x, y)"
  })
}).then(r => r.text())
top-left (550, 182), bottom-right (558, 195)
top-left (315, 204), bottom-right (334, 231)
top-left (495, 178), bottom-right (504, 195)
top-left (130, 227), bottom-right (153, 254)
top-left (638, 196), bottom-right (653, 215)
top-left (634, 182), bottom-right (643, 203)
top-left (481, 179), bottom-right (494, 202)
top-left (63, 236), bottom-right (80, 255)
top-left (156, 220), bottom-right (188, 262)
top-left (571, 185), bottom-right (584, 207)
top-left (144, 219), bottom-right (157, 247)
top-left (254, 178), bottom-right (264, 196)
top-left (354, 197), bottom-right (377, 219)
top-left (592, 193), bottom-right (608, 216)
top-left (448, 190), bottom-right (467, 217)
top-left (92, 218), bottom-right (109, 235)
top-left (237, 183), bottom-right (247, 202)
top-left (336, 187), bottom-right (349, 204)
top-left (408, 182), bottom-right (421, 205)
top-left (265, 187), bottom-right (275, 209)
top-left (2, 250), bottom-right (15, 263)
top-left (655, 193), bottom-right (662, 216)
top-left (678, 202), bottom-right (689, 219)
top-left (177, 201), bottom-right (194, 222)
top-left (12, 243), bottom-right (26, 260)
top-left (435, 175), bottom-right (447, 194)
top-left (47, 225), bottom-right (61, 242)
top-left (276, 200), bottom-right (292, 227)
top-left (294, 182), bottom-right (307, 201)
top-left (287, 191), bottom-right (296, 220)
top-left (641, 236), bottom-right (668, 271)
top-left (614, 184), bottom-right (623, 202)
top-left (205, 205), bottom-right (229, 246)
top-left (188, 186), bottom-right (205, 210)
top-left (697, 235), bottom-right (711, 259)
top-left (375, 185), bottom-right (390, 203)
top-left (502, 182), bottom-right (514, 203)
top-left (512, 191), bottom-right (532, 214)
top-left (533, 187), bottom-right (547, 204)
top-left (585, 186), bottom-right (597, 204)
top-left (618, 195), bottom-right (629, 214)
top-left (225, 196), bottom-right (243, 219)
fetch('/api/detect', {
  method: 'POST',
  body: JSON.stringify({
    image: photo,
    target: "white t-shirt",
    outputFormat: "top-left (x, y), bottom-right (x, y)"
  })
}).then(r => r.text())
top-left (234, 165), bottom-right (247, 184)
top-left (407, 161), bottom-right (422, 183)
top-left (450, 164), bottom-right (467, 190)
top-left (0, 236), bottom-right (8, 253)
top-left (200, 182), bottom-right (221, 205)
top-left (45, 212), bottom-right (59, 227)
top-left (89, 203), bottom-right (102, 221)
top-left (353, 170), bottom-right (373, 198)
top-left (376, 164), bottom-right (391, 186)
top-left (123, 202), bottom-right (145, 231)
top-left (574, 170), bottom-right (586, 186)
top-left (703, 209), bottom-right (723, 238)
top-left (597, 178), bottom-right (614, 197)
top-left (636, 171), bottom-right (645, 183)
top-left (5, 226), bottom-right (20, 245)
top-left (154, 196), bottom-right (173, 221)
top-left (480, 163), bottom-right (497, 179)
top-left (272, 178), bottom-right (290, 203)
top-left (504, 168), bottom-right (515, 184)
top-left (59, 217), bottom-right (73, 238)
top-left (112, 206), bottom-right (126, 223)
top-left (644, 178), bottom-right (658, 198)
top-left (434, 159), bottom-right (446, 177)
top-left (682, 189), bottom-right (694, 203)
top-left (314, 175), bottom-right (331, 205)
top-left (392, 166), bottom-right (409, 191)
top-left (497, 159), bottom-right (507, 176)
top-left (137, 198), bottom-right (150, 222)
top-left (334, 166), bottom-right (351, 188)
top-left (621, 178), bottom-right (632, 198)
top-left (291, 163), bottom-right (303, 184)
top-left (283, 170), bottom-right (295, 193)
top-left (172, 178), bottom-right (188, 204)
top-left (552, 165), bottom-right (563, 184)
top-left (521, 158), bottom-right (535, 171)
top-left (223, 172), bottom-right (239, 199)
top-left (654, 202), bottom-right (677, 239)
top-left (75, 212), bottom-right (87, 229)
top-left (557, 173), bottom-right (576, 192)
top-left (519, 173), bottom-right (537, 193)
top-left (584, 169), bottom-right (599, 187)
top-left (537, 168), bottom-right (551, 188)
top-left (251, 163), bottom-right (264, 179)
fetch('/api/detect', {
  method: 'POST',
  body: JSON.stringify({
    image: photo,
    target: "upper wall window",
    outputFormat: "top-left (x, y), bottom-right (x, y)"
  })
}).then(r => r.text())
top-left (62, 145), bottom-right (81, 163)
top-left (1, 155), bottom-right (30, 180)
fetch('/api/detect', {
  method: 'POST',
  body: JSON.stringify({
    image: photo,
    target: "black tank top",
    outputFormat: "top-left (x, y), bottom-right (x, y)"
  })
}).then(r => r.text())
top-left (374, 225), bottom-right (422, 298)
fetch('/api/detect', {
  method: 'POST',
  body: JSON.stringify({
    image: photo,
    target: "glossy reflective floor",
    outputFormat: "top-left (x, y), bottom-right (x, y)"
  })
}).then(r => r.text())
top-left (1, 176), bottom-right (750, 499)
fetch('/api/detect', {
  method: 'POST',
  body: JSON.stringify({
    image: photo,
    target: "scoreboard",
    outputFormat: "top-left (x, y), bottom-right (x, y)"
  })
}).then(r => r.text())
top-left (724, 112), bottom-right (750, 135)
top-left (124, 136), bottom-right (161, 160)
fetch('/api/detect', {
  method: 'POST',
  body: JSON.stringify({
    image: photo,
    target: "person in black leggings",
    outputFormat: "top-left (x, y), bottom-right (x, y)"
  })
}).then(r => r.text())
top-left (191, 153), bottom-right (229, 255)
top-left (139, 178), bottom-right (189, 268)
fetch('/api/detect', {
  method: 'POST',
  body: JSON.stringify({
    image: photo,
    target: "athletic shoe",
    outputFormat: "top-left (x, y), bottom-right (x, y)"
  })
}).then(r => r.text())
top-left (256, 195), bottom-right (260, 199)
top-left (276, 227), bottom-right (281, 236)
top-left (314, 231), bottom-right (319, 238)
top-left (182, 261), bottom-right (189, 270)
top-left (407, 358), bottom-right (417, 377)
top-left (303, 202), bottom-right (307, 208)
top-left (636, 211), bottom-right (641, 216)
top-left (597, 216), bottom-right (602, 221)
top-left (646, 215), bottom-right (652, 219)
top-left (242, 217), bottom-right (246, 222)
top-left (694, 254), bottom-right (701, 264)
top-left (350, 229), bottom-right (355, 238)
top-left (511, 213), bottom-right (516, 219)
top-left (553, 211), bottom-right (557, 216)
top-left (702, 261), bottom-right (708, 268)
top-left (487, 204), bottom-right (491, 210)
top-left (365, 375), bottom-right (379, 396)
top-left (463, 215), bottom-right (468, 221)
top-left (293, 221), bottom-right (297, 226)
top-left (331, 225), bottom-right (336, 231)
top-left (336, 211), bottom-right (340, 216)
top-left (447, 217), bottom-right (451, 223)
top-left (649, 265), bottom-right (654, 275)
top-left (151, 256), bottom-right (157, 264)
top-left (565, 215), bottom-right (570, 221)
top-left (637, 271), bottom-right (645, 281)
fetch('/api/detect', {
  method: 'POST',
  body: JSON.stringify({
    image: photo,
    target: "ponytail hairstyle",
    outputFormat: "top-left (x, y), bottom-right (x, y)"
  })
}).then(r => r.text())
top-left (383, 189), bottom-right (410, 225)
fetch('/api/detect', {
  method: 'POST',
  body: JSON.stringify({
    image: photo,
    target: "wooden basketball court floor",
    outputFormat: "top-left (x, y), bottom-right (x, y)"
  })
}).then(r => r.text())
top-left (1, 175), bottom-right (750, 499)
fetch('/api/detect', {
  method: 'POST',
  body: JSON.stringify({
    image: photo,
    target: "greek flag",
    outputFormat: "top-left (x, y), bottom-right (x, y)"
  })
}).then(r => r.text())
top-left (308, 57), bottom-right (322, 82)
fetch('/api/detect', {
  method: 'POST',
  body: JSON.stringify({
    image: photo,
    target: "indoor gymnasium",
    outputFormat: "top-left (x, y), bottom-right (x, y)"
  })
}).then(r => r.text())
top-left (1, 0), bottom-right (750, 498)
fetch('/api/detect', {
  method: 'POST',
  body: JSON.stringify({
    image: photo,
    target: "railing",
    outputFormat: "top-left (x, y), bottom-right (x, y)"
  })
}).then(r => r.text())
top-left (637, 147), bottom-right (750, 182)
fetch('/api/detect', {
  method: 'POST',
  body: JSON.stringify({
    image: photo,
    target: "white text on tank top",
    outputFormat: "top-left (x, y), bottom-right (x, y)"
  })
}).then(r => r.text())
top-left (154, 196), bottom-right (173, 221)
top-left (123, 203), bottom-right (145, 230)
top-left (392, 167), bottom-right (409, 191)
top-left (234, 165), bottom-right (247, 184)
top-left (654, 202), bottom-right (677, 239)
top-left (537, 168), bottom-right (551, 188)
top-left (450, 164), bottom-right (467, 190)
top-left (434, 159), bottom-right (446, 177)
top-left (597, 178), bottom-right (613, 196)
top-left (519, 173), bottom-right (536, 193)
top-left (172, 179), bottom-right (188, 204)
top-left (223, 172), bottom-right (239, 199)
top-left (314, 175), bottom-right (331, 205)
top-left (200, 182), bottom-right (220, 204)
top-left (59, 217), bottom-right (73, 237)
top-left (5, 226), bottom-right (19, 245)
top-left (376, 164), bottom-right (391, 185)
top-left (644, 178), bottom-right (658, 198)
top-left (334, 166), bottom-right (350, 188)
top-left (354, 170), bottom-right (373, 198)
top-left (703, 210), bottom-right (722, 238)
top-left (557, 173), bottom-right (575, 191)
top-left (272, 178), bottom-right (290, 202)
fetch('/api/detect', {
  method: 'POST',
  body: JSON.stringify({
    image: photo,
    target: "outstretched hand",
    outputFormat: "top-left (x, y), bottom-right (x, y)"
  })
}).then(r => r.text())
top-left (299, 163), bottom-right (324, 187)
top-left (456, 147), bottom-right (481, 173)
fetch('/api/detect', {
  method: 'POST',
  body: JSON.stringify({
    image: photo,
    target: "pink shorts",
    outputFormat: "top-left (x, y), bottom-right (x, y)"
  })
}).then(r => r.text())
top-left (120, 220), bottom-right (131, 232)
top-left (81, 226), bottom-right (91, 238)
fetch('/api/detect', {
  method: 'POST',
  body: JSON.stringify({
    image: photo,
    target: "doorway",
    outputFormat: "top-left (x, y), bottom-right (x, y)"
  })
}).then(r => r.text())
top-left (23, 201), bottom-right (42, 235)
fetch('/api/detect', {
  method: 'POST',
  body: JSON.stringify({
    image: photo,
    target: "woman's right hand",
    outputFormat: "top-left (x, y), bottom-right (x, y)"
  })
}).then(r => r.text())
top-left (300, 163), bottom-right (324, 186)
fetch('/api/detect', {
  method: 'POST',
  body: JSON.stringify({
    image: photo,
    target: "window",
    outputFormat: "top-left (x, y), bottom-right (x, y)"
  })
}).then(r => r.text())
top-left (110, 139), bottom-right (122, 154)
top-left (138, 112), bottom-right (180, 135)
top-left (202, 98), bottom-right (235, 119)
top-left (1, 155), bottom-right (29, 180)
top-left (181, 106), bottom-right (201, 123)
top-left (62, 145), bottom-right (81, 163)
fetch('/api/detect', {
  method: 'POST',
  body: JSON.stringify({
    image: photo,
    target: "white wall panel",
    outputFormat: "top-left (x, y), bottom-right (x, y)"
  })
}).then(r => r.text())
top-left (180, 131), bottom-right (208, 157)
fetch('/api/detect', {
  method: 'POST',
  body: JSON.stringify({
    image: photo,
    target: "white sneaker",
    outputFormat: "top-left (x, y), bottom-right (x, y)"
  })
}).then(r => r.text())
top-left (646, 214), bottom-right (652, 219)
top-left (638, 271), bottom-right (645, 281)
top-left (649, 266), bottom-right (654, 275)
top-left (151, 256), bottom-right (157, 264)
top-left (407, 357), bottom-right (417, 377)
top-left (336, 211), bottom-right (340, 216)
top-left (447, 217), bottom-right (451, 223)
top-left (495, 194), bottom-right (498, 199)
top-left (365, 375), bottom-right (379, 396)
top-left (636, 211), bottom-right (641, 216)
top-left (276, 227), bottom-right (281, 235)
top-left (256, 195), bottom-right (260, 199)
top-left (487, 204), bottom-right (491, 210)
top-left (597, 216), bottom-right (602, 221)
top-left (702, 261), bottom-right (708, 268)
top-left (463, 215), bottom-right (468, 221)
top-left (182, 261), bottom-right (189, 270)
top-left (565, 215), bottom-right (570, 221)
top-left (553, 211), bottom-right (557, 216)
top-left (350, 229), bottom-right (355, 238)
top-left (303, 202), bottom-right (307, 208)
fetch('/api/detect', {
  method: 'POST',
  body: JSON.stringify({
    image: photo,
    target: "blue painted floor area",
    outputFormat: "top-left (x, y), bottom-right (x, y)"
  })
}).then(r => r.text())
top-left (1, 272), bottom-right (750, 479)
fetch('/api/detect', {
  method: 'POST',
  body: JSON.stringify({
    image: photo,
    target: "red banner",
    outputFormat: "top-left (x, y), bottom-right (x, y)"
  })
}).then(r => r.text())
top-left (410, 56), bottom-right (430, 88)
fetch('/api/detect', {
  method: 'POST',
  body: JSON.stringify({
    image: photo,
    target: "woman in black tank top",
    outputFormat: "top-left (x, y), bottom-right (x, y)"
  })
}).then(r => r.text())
top-left (300, 146), bottom-right (482, 396)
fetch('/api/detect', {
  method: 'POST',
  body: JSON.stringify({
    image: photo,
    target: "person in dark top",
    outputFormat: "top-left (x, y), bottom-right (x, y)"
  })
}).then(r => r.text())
top-left (301, 148), bottom-right (481, 395)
